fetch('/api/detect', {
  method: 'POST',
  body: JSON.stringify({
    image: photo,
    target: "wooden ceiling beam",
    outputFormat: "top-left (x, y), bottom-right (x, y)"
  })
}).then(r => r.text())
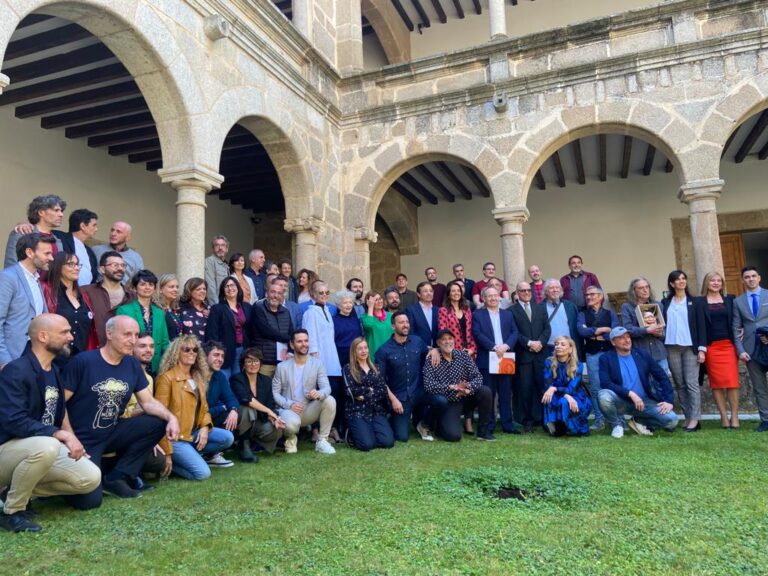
top-left (88, 126), bottom-right (157, 148)
top-left (665, 159), bottom-right (674, 173)
top-left (571, 139), bottom-right (585, 185)
top-left (5, 23), bottom-right (92, 61)
top-left (621, 136), bottom-right (633, 179)
top-left (41, 97), bottom-right (148, 129)
top-left (643, 144), bottom-right (656, 176)
top-left (551, 151), bottom-right (565, 188)
top-left (735, 109), bottom-right (768, 163)
top-left (462, 165), bottom-right (491, 197)
top-left (15, 80), bottom-right (140, 119)
top-left (3, 44), bottom-right (114, 83)
top-left (534, 170), bottom-right (545, 191)
top-left (599, 134), bottom-right (607, 182)
top-left (434, 163), bottom-right (472, 199)
top-left (430, 0), bottom-right (448, 23)
top-left (16, 15), bottom-right (53, 30)
top-left (411, 0), bottom-right (432, 27)
top-left (391, 0), bottom-right (415, 31)
top-left (451, 0), bottom-right (465, 18)
top-left (145, 161), bottom-right (163, 172)
top-left (391, 182), bottom-right (422, 207)
top-left (129, 149), bottom-right (162, 163)
top-left (108, 138), bottom-right (160, 156)
top-left (471, 0), bottom-right (482, 15)
top-left (65, 111), bottom-right (154, 139)
top-left (400, 173), bottom-right (439, 204)
top-left (416, 165), bottom-right (455, 202)
top-left (0, 63), bottom-right (129, 106)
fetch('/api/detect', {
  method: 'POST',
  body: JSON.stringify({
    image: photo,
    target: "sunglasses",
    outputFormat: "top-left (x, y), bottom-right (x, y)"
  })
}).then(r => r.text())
top-left (182, 346), bottom-right (199, 354)
top-left (316, 290), bottom-right (331, 296)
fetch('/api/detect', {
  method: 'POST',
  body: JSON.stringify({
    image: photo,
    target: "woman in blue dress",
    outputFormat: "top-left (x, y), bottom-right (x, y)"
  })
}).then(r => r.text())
top-left (542, 336), bottom-right (592, 436)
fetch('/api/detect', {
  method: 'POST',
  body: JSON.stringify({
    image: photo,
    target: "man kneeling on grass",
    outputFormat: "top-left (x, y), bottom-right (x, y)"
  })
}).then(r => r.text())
top-left (272, 330), bottom-right (337, 455)
top-left (598, 326), bottom-right (678, 438)
top-left (422, 329), bottom-right (494, 441)
top-left (0, 314), bottom-right (101, 533)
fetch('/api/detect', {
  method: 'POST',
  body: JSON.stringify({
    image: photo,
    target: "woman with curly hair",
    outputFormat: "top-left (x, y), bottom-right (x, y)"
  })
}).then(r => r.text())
top-left (296, 268), bottom-right (317, 304)
top-left (178, 277), bottom-right (210, 339)
top-left (541, 336), bottom-right (592, 436)
top-left (154, 335), bottom-right (235, 480)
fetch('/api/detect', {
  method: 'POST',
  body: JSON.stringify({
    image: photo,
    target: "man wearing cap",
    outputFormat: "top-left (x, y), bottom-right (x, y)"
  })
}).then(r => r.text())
top-left (422, 329), bottom-right (494, 441)
top-left (598, 326), bottom-right (678, 438)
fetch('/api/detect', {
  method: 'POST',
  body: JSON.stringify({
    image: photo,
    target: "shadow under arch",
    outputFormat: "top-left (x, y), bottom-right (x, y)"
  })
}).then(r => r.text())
top-left (0, 0), bottom-right (203, 169)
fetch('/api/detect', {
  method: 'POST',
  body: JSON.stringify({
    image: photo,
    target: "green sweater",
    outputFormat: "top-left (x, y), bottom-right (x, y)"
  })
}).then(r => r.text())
top-left (360, 312), bottom-right (393, 358)
top-left (115, 300), bottom-right (169, 374)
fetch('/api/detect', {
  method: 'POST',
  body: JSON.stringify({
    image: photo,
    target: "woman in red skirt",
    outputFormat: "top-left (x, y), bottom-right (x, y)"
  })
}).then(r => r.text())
top-left (698, 272), bottom-right (740, 428)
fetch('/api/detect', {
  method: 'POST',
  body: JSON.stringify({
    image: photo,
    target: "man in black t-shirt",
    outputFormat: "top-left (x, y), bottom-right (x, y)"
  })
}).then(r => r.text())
top-left (63, 316), bottom-right (179, 508)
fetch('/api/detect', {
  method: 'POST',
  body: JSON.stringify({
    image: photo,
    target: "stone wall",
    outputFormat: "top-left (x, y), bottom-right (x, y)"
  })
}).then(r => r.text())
top-left (370, 217), bottom-right (400, 292)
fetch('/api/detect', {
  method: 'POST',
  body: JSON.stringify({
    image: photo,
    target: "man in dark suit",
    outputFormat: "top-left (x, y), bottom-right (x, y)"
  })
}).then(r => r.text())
top-left (59, 209), bottom-right (99, 286)
top-left (472, 284), bottom-right (519, 434)
top-left (732, 266), bottom-right (768, 432)
top-left (598, 326), bottom-right (678, 438)
top-left (510, 281), bottom-right (551, 432)
top-left (406, 281), bottom-right (439, 347)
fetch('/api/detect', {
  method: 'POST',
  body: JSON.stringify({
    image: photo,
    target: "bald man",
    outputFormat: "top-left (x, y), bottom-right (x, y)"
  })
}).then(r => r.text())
top-left (62, 316), bottom-right (178, 507)
top-left (92, 221), bottom-right (144, 285)
top-left (0, 314), bottom-right (101, 532)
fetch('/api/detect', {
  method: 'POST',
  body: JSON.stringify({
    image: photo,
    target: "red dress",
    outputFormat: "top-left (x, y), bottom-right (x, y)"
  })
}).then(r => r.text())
top-left (438, 307), bottom-right (477, 358)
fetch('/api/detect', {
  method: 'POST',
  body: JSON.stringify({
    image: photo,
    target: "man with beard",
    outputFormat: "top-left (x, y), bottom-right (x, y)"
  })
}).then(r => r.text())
top-left (0, 314), bottom-right (101, 532)
top-left (393, 273), bottom-right (418, 309)
top-left (383, 287), bottom-right (402, 314)
top-left (62, 316), bottom-right (179, 507)
top-left (81, 251), bottom-right (130, 346)
top-left (346, 277), bottom-right (365, 317)
top-left (0, 233), bottom-right (55, 369)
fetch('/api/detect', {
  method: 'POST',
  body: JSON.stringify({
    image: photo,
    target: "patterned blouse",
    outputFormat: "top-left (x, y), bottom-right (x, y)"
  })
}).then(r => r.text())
top-left (438, 307), bottom-right (477, 356)
top-left (179, 302), bottom-right (210, 339)
top-left (342, 363), bottom-right (391, 421)
top-left (422, 348), bottom-right (483, 402)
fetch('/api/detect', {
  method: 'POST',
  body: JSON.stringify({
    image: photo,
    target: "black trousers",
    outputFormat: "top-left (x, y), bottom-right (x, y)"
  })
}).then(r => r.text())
top-left (68, 415), bottom-right (166, 510)
top-left (434, 386), bottom-right (492, 442)
top-left (514, 357), bottom-right (547, 427)
top-left (347, 414), bottom-right (395, 452)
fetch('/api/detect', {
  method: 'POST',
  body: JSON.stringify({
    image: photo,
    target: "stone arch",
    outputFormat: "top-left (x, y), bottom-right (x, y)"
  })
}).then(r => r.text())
top-left (508, 101), bottom-right (696, 206)
top-left (0, 0), bottom-right (204, 169)
top-left (206, 86), bottom-right (312, 222)
top-left (361, 0), bottom-right (410, 64)
top-left (349, 135), bottom-right (504, 234)
top-left (697, 71), bottom-right (768, 180)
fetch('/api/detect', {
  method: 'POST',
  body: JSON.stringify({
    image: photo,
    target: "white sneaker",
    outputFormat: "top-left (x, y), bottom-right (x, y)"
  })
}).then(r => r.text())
top-left (628, 418), bottom-right (653, 436)
top-left (284, 436), bottom-right (298, 454)
top-left (611, 425), bottom-right (624, 439)
top-left (416, 421), bottom-right (434, 441)
top-left (315, 439), bottom-right (336, 455)
top-left (205, 452), bottom-right (234, 468)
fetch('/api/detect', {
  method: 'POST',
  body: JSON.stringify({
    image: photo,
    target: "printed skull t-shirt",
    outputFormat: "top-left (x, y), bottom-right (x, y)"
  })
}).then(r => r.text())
top-left (63, 349), bottom-right (149, 449)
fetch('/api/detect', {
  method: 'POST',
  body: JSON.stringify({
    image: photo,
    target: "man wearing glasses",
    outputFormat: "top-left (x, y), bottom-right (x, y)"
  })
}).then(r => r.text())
top-left (82, 252), bottom-right (130, 346)
top-left (471, 262), bottom-right (511, 309)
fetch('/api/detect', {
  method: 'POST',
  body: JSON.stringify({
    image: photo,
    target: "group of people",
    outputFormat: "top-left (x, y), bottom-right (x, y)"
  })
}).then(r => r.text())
top-left (1, 195), bottom-right (767, 534)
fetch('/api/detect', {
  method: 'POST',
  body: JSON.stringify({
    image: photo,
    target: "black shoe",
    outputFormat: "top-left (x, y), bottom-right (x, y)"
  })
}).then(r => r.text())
top-left (476, 431), bottom-right (497, 441)
top-left (0, 487), bottom-right (36, 516)
top-left (502, 426), bottom-right (522, 435)
top-left (102, 478), bottom-right (142, 499)
top-left (683, 423), bottom-right (700, 433)
top-left (0, 511), bottom-right (41, 533)
top-left (755, 421), bottom-right (768, 432)
top-left (524, 424), bottom-right (535, 433)
top-left (238, 439), bottom-right (257, 463)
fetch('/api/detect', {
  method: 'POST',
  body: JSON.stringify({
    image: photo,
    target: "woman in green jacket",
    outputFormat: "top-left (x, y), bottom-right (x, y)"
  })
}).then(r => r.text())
top-left (360, 290), bottom-right (393, 358)
top-left (116, 269), bottom-right (169, 373)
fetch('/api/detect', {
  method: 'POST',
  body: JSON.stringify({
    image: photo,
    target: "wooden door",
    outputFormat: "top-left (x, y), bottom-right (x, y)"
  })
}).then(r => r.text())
top-left (720, 233), bottom-right (745, 296)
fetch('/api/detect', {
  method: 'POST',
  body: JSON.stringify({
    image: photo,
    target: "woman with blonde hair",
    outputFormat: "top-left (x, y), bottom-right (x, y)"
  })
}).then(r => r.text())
top-left (541, 336), bottom-right (591, 436)
top-left (698, 271), bottom-right (740, 428)
top-left (342, 337), bottom-right (395, 451)
top-left (154, 273), bottom-right (181, 340)
top-left (155, 335), bottom-right (235, 479)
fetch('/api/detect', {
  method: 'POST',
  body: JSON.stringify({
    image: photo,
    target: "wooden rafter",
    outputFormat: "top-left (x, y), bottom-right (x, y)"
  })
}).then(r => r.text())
top-left (41, 98), bottom-right (148, 129)
top-left (416, 165), bottom-right (455, 202)
top-left (0, 64), bottom-right (129, 106)
top-left (599, 134), bottom-right (607, 182)
top-left (571, 139), bottom-right (585, 185)
top-left (3, 44), bottom-right (114, 83)
top-left (665, 159), bottom-right (674, 173)
top-left (451, 0), bottom-right (465, 18)
top-left (471, 0), bottom-right (482, 14)
top-left (15, 80), bottom-right (139, 119)
top-left (430, 0), bottom-right (447, 23)
top-left (551, 151), bottom-right (565, 187)
top-left (411, 0), bottom-right (431, 27)
top-left (391, 0), bottom-right (415, 31)
top-left (643, 144), bottom-right (656, 176)
top-left (461, 165), bottom-right (490, 197)
top-left (721, 126), bottom-right (739, 158)
top-left (391, 182), bottom-right (422, 207)
top-left (65, 112), bottom-right (155, 139)
top-left (621, 136), bottom-right (632, 179)
top-left (735, 109), bottom-right (768, 163)
top-left (88, 126), bottom-right (158, 148)
top-left (400, 172), bottom-right (438, 204)
top-left (534, 170), bottom-right (545, 191)
top-left (434, 163), bottom-right (472, 199)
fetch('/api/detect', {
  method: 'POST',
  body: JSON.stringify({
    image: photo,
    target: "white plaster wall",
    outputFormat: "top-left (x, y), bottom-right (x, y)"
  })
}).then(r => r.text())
top-left (411, 0), bottom-right (667, 59)
top-left (401, 158), bottom-right (768, 296)
top-left (0, 107), bottom-right (254, 275)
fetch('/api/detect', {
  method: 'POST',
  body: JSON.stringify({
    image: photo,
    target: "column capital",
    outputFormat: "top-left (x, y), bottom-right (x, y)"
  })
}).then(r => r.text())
top-left (678, 179), bottom-right (724, 203)
top-left (284, 216), bottom-right (322, 235)
top-left (158, 164), bottom-right (224, 192)
top-left (492, 206), bottom-right (529, 226)
top-left (353, 226), bottom-right (377, 243)
top-left (0, 73), bottom-right (9, 95)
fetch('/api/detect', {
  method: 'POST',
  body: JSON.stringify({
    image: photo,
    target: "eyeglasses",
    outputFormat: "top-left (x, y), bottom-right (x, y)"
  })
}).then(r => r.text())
top-left (65, 262), bottom-right (83, 269)
top-left (104, 262), bottom-right (126, 269)
top-left (181, 346), bottom-right (199, 354)
top-left (517, 289), bottom-right (531, 293)
top-left (244, 358), bottom-right (261, 365)
top-left (586, 293), bottom-right (600, 298)
top-left (316, 290), bottom-right (330, 296)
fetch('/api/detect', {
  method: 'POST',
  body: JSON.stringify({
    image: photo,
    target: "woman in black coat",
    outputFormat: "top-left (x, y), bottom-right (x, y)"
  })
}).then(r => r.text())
top-left (205, 277), bottom-right (252, 378)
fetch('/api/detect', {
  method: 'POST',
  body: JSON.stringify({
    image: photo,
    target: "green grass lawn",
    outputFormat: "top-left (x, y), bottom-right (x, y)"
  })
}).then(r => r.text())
top-left (5, 423), bottom-right (768, 576)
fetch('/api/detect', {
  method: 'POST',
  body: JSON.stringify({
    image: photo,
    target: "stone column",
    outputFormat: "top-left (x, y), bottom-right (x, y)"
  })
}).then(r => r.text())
top-left (678, 179), bottom-right (724, 290)
top-left (489, 0), bottom-right (508, 40)
top-left (337, 0), bottom-right (364, 74)
top-left (284, 217), bottom-right (322, 273)
top-left (352, 226), bottom-right (377, 290)
top-left (492, 207), bottom-right (529, 289)
top-left (158, 166), bottom-right (224, 284)
top-left (0, 73), bottom-right (9, 95)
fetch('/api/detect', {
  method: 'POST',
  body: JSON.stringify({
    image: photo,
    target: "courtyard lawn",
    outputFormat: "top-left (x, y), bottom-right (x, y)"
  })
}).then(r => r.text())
top-left (4, 422), bottom-right (767, 576)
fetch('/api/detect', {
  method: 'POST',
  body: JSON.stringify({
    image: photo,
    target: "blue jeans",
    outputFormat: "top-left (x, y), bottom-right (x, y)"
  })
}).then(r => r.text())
top-left (585, 352), bottom-right (605, 424)
top-left (597, 389), bottom-right (678, 431)
top-left (389, 389), bottom-right (440, 442)
top-left (171, 427), bottom-right (234, 480)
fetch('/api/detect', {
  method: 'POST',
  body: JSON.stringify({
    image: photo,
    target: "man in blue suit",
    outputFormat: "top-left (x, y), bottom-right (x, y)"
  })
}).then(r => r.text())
top-left (406, 281), bottom-right (439, 347)
top-left (0, 233), bottom-right (55, 369)
top-left (598, 326), bottom-right (678, 438)
top-left (472, 285), bottom-right (520, 434)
